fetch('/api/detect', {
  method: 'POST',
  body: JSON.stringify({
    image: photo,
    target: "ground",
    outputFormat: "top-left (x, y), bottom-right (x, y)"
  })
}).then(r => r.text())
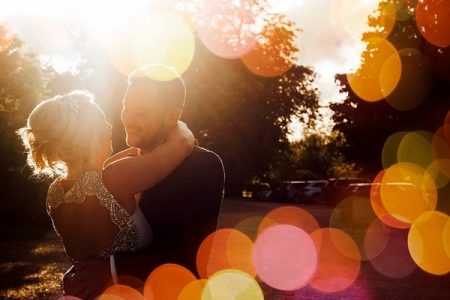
top-left (1, 198), bottom-right (449, 299)
top-left (0, 227), bottom-right (69, 299)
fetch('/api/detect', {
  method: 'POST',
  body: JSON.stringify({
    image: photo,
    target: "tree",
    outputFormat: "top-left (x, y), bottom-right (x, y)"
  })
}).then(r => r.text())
top-left (331, 0), bottom-right (450, 175)
top-left (0, 28), bottom-right (53, 228)
top-left (267, 131), bottom-right (360, 181)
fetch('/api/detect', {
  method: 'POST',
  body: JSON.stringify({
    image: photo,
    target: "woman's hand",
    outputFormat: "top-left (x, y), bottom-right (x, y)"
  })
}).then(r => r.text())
top-left (167, 121), bottom-right (195, 155)
top-left (102, 121), bottom-right (196, 197)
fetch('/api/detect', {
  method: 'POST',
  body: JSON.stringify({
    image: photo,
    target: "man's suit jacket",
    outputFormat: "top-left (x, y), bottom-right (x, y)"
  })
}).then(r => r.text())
top-left (115, 146), bottom-right (225, 280)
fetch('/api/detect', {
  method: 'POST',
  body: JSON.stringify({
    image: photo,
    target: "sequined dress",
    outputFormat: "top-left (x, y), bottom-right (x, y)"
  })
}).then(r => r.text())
top-left (46, 170), bottom-right (152, 261)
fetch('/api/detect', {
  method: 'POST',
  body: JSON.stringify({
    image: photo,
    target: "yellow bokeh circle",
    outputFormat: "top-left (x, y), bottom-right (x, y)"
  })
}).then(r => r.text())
top-left (397, 131), bottom-right (433, 170)
top-left (444, 219), bottom-right (450, 259)
top-left (201, 269), bottom-right (264, 300)
top-left (347, 37), bottom-right (401, 102)
top-left (381, 162), bottom-right (437, 225)
top-left (382, 131), bottom-right (408, 170)
top-left (132, 13), bottom-right (195, 81)
top-left (408, 211), bottom-right (450, 275)
top-left (426, 159), bottom-right (450, 189)
top-left (178, 279), bottom-right (207, 300)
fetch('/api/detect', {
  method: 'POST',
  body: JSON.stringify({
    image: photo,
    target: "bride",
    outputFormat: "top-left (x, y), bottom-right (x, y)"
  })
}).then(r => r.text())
top-left (17, 90), bottom-right (194, 261)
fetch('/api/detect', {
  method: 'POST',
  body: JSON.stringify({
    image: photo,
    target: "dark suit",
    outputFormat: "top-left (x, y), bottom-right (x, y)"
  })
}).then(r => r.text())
top-left (115, 146), bottom-right (225, 280)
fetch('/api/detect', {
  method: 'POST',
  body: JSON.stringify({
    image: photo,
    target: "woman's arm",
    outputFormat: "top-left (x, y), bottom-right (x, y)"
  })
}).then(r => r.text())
top-left (102, 122), bottom-right (194, 199)
top-left (103, 148), bottom-right (139, 167)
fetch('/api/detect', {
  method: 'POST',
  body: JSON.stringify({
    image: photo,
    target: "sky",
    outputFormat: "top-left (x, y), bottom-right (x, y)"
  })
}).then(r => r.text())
top-left (268, 0), bottom-right (381, 139)
top-left (0, 0), bottom-right (382, 140)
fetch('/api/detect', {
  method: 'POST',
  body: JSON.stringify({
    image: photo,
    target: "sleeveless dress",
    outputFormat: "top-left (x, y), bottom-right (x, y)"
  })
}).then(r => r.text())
top-left (46, 170), bottom-right (153, 261)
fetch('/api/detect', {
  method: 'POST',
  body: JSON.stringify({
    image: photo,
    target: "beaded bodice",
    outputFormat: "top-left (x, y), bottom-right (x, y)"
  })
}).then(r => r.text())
top-left (46, 170), bottom-right (140, 260)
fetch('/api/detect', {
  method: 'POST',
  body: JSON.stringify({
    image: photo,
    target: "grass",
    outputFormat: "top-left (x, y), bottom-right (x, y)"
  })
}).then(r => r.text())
top-left (0, 226), bottom-right (70, 299)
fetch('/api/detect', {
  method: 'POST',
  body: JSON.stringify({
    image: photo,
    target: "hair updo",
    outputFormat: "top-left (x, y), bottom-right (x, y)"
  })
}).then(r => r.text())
top-left (17, 90), bottom-right (106, 178)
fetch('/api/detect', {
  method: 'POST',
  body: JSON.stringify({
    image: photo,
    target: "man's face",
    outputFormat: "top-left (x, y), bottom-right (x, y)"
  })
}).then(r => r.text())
top-left (121, 83), bottom-right (168, 150)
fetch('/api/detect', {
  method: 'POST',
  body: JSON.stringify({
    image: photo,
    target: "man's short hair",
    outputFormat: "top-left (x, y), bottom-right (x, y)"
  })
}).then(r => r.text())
top-left (127, 64), bottom-right (186, 110)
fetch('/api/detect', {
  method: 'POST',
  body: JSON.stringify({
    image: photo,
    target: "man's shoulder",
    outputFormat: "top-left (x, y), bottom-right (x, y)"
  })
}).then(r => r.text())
top-left (188, 146), bottom-right (223, 165)
top-left (179, 146), bottom-right (224, 179)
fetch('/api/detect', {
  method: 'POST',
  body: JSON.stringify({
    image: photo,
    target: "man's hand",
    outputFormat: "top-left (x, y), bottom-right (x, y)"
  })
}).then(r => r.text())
top-left (63, 258), bottom-right (113, 300)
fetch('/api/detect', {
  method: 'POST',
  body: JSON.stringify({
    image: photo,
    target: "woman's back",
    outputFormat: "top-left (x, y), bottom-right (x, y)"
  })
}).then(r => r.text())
top-left (47, 171), bottom-right (147, 261)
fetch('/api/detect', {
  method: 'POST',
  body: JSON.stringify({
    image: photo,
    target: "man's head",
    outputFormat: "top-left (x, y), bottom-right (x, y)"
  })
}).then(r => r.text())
top-left (121, 64), bottom-right (186, 151)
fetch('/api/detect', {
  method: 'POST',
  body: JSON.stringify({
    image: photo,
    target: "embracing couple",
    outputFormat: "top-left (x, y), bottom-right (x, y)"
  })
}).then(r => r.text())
top-left (18, 64), bottom-right (225, 299)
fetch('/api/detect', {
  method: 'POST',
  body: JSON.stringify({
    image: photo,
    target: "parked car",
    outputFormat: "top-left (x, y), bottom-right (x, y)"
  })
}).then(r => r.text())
top-left (269, 181), bottom-right (304, 202)
top-left (297, 180), bottom-right (328, 203)
top-left (269, 180), bottom-right (328, 203)
top-left (327, 178), bottom-right (366, 190)
top-left (344, 182), bottom-right (374, 196)
top-left (241, 183), bottom-right (272, 201)
top-left (325, 178), bottom-right (368, 205)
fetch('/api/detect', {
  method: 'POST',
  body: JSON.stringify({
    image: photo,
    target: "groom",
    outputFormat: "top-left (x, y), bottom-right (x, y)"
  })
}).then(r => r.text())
top-left (63, 65), bottom-right (225, 298)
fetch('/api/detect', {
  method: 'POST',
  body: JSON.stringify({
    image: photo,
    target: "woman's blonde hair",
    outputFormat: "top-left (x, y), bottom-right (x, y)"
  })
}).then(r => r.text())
top-left (17, 90), bottom-right (106, 178)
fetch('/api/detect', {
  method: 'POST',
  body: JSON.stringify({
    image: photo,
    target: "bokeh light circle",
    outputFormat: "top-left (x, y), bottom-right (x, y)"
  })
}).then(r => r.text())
top-left (196, 229), bottom-right (255, 279)
top-left (105, 23), bottom-right (138, 77)
top-left (196, 0), bottom-right (261, 59)
top-left (99, 284), bottom-right (144, 300)
top-left (241, 23), bottom-right (293, 77)
top-left (347, 37), bottom-right (401, 102)
top-left (380, 48), bottom-right (404, 99)
top-left (416, 0), bottom-right (450, 47)
top-left (381, 162), bottom-right (437, 224)
top-left (444, 219), bottom-right (450, 259)
top-left (178, 279), bottom-right (207, 300)
top-left (330, 196), bottom-right (379, 260)
top-left (397, 131), bottom-right (434, 169)
top-left (116, 275), bottom-right (145, 290)
top-left (309, 228), bottom-right (361, 293)
top-left (368, 0), bottom-right (397, 38)
top-left (144, 263), bottom-right (196, 300)
top-left (253, 224), bottom-right (317, 291)
top-left (234, 216), bottom-right (264, 241)
top-left (258, 206), bottom-right (320, 235)
top-left (382, 131), bottom-right (408, 169)
top-left (368, 227), bottom-right (417, 278)
top-left (431, 127), bottom-right (450, 161)
top-left (201, 269), bottom-right (264, 300)
top-left (370, 170), bottom-right (411, 229)
top-left (426, 159), bottom-right (450, 189)
top-left (385, 48), bottom-right (432, 111)
top-left (364, 218), bottom-right (391, 260)
top-left (391, 0), bottom-right (416, 21)
top-left (408, 211), bottom-right (450, 275)
top-left (131, 13), bottom-right (195, 80)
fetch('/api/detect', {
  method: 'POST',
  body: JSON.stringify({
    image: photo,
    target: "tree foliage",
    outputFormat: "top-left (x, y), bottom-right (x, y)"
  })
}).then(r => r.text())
top-left (267, 131), bottom-right (360, 182)
top-left (0, 29), bottom-right (52, 227)
top-left (170, 0), bottom-right (319, 193)
top-left (331, 1), bottom-right (450, 175)
top-left (181, 41), bottom-right (318, 194)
